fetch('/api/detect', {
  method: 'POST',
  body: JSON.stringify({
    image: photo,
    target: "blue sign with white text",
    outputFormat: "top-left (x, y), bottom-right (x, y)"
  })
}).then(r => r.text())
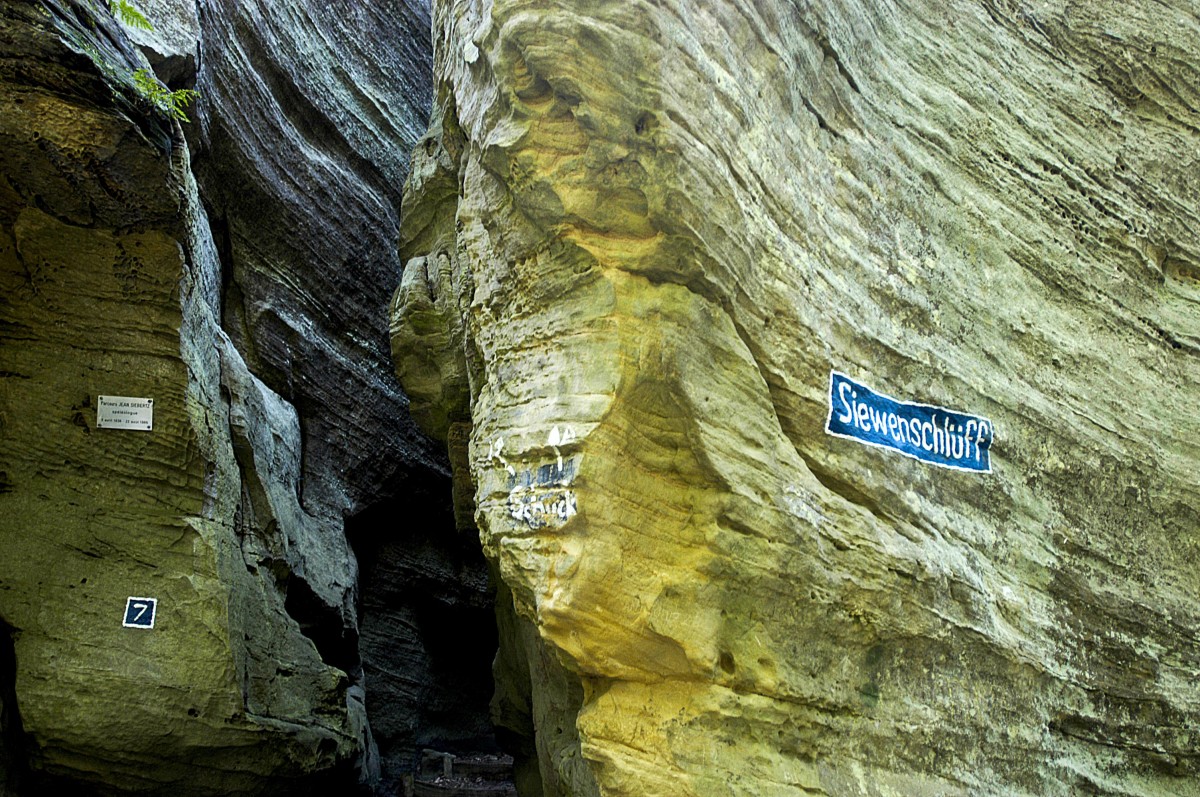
top-left (122, 597), bottom-right (157, 629)
top-left (825, 371), bottom-right (994, 473)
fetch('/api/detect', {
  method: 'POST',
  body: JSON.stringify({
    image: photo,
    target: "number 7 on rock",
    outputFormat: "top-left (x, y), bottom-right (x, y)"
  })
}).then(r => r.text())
top-left (122, 597), bottom-right (158, 629)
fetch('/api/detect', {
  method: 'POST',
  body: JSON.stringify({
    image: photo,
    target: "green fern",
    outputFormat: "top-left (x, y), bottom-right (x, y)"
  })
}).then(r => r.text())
top-left (108, 0), bottom-right (152, 30)
top-left (132, 69), bottom-right (199, 122)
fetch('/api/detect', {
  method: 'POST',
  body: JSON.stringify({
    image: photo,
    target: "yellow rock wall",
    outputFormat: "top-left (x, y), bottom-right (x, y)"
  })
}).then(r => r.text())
top-left (392, 1), bottom-right (1200, 795)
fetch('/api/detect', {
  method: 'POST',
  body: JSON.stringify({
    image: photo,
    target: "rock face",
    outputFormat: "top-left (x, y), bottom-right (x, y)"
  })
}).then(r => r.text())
top-left (0, 0), bottom-right (483, 793)
top-left (392, 1), bottom-right (1200, 795)
top-left (192, 0), bottom-right (441, 516)
top-left (0, 2), bottom-right (362, 790)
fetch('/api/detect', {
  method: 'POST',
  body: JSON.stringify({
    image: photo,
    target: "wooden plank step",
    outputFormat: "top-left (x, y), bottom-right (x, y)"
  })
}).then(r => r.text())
top-left (419, 750), bottom-right (515, 780)
top-left (413, 777), bottom-right (518, 797)
top-left (451, 754), bottom-right (514, 778)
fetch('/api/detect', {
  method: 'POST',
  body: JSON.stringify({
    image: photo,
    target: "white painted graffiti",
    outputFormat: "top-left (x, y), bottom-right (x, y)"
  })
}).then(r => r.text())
top-left (487, 437), bottom-right (516, 476)
top-left (547, 425), bottom-right (576, 472)
top-left (496, 427), bottom-right (580, 529)
top-left (508, 485), bottom-right (578, 528)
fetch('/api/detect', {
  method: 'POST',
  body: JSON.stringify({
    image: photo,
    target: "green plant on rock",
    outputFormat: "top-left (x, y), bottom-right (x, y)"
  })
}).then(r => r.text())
top-left (107, 0), bottom-right (151, 30)
top-left (132, 68), bottom-right (199, 122)
top-left (73, 0), bottom-right (202, 122)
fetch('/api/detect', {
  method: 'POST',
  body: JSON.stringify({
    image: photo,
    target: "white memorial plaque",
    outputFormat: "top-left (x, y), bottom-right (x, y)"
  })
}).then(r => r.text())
top-left (97, 396), bottom-right (153, 431)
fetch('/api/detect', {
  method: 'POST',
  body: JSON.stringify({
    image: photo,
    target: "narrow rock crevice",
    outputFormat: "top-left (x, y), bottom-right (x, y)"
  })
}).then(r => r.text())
top-left (348, 475), bottom-right (505, 794)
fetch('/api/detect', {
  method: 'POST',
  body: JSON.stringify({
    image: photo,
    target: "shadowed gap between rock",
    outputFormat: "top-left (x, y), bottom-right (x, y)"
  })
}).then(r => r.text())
top-left (283, 572), bottom-right (361, 677)
top-left (0, 617), bottom-right (27, 794)
top-left (0, 622), bottom-right (75, 796)
top-left (347, 471), bottom-right (513, 795)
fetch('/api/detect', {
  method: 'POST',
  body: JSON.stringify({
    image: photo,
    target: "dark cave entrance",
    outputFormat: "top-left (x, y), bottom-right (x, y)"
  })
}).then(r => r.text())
top-left (347, 471), bottom-right (504, 792)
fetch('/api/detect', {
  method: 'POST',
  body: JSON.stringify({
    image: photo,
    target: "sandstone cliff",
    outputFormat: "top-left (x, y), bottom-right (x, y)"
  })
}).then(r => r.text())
top-left (1, 0), bottom-right (1197, 793)
top-left (392, 1), bottom-right (1200, 796)
top-left (0, 0), bottom-right (485, 793)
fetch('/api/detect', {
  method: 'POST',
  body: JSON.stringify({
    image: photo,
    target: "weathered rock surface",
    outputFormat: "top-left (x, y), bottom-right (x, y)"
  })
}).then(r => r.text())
top-left (0, 1), bottom-right (376, 792)
top-left (0, 0), bottom-right (472, 793)
top-left (192, 0), bottom-right (443, 516)
top-left (188, 0), bottom-right (499, 781)
top-left (121, 0), bottom-right (199, 86)
top-left (0, 2), bottom-right (368, 792)
top-left (392, 1), bottom-right (1200, 795)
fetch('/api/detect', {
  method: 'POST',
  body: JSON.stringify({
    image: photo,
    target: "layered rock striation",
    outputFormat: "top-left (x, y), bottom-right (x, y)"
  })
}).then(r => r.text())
top-left (0, 3), bottom-right (362, 791)
top-left (392, 1), bottom-right (1200, 795)
top-left (0, 0), bottom-right (463, 793)
top-left (192, 0), bottom-right (441, 516)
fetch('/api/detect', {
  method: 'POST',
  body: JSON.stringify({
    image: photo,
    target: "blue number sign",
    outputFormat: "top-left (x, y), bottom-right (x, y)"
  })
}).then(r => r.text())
top-left (122, 597), bottom-right (157, 629)
top-left (825, 371), bottom-right (994, 473)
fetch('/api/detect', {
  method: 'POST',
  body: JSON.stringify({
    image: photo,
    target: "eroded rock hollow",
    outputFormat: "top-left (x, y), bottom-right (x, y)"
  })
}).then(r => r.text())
top-left (391, 1), bottom-right (1200, 795)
